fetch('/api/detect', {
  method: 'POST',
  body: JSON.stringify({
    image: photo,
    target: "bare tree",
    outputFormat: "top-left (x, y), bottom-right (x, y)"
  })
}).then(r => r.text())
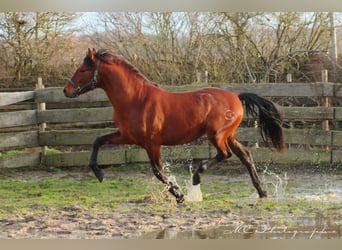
top-left (92, 12), bottom-right (216, 84)
top-left (86, 12), bottom-right (336, 84)
top-left (0, 12), bottom-right (79, 86)
top-left (245, 12), bottom-right (331, 82)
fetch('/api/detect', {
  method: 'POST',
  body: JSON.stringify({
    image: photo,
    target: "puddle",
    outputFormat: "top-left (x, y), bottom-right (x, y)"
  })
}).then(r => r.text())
top-left (142, 172), bottom-right (342, 239)
top-left (1, 169), bottom-right (341, 239)
top-left (288, 174), bottom-right (342, 203)
top-left (142, 215), bottom-right (342, 239)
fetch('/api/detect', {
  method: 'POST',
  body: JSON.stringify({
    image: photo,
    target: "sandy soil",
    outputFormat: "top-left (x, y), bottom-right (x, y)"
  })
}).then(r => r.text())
top-left (0, 169), bottom-right (259, 239)
top-left (1, 207), bottom-right (251, 239)
top-left (0, 169), bottom-right (341, 239)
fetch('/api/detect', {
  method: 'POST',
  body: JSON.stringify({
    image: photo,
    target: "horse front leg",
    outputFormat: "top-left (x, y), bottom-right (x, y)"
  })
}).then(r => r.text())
top-left (146, 145), bottom-right (185, 203)
top-left (90, 131), bottom-right (130, 182)
top-left (152, 163), bottom-right (185, 203)
top-left (89, 136), bottom-right (105, 182)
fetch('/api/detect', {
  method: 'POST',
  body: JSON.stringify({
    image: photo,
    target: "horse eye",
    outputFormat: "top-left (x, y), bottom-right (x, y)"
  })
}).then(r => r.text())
top-left (80, 69), bottom-right (86, 73)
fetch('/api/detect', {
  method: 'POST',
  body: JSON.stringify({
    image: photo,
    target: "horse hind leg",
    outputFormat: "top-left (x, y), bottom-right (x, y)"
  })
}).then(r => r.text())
top-left (227, 136), bottom-right (267, 198)
top-left (193, 113), bottom-right (243, 186)
top-left (192, 150), bottom-right (231, 185)
top-left (192, 134), bottom-right (233, 185)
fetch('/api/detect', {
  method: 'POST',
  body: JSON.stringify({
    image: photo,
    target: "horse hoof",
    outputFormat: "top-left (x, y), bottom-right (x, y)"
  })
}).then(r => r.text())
top-left (90, 164), bottom-right (104, 183)
top-left (176, 194), bottom-right (185, 204)
top-left (95, 169), bottom-right (104, 183)
top-left (259, 190), bottom-right (268, 198)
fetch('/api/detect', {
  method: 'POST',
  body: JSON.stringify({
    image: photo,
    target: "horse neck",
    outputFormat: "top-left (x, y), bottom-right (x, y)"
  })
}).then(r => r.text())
top-left (100, 65), bottom-right (146, 109)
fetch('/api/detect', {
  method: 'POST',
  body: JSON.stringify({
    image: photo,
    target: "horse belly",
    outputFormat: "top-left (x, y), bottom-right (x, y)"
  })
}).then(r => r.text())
top-left (160, 118), bottom-right (206, 145)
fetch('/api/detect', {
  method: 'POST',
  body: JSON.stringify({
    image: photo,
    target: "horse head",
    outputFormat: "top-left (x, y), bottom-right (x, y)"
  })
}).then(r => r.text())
top-left (63, 48), bottom-right (100, 98)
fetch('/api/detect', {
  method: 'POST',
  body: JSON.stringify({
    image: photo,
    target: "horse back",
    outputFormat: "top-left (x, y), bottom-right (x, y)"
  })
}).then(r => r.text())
top-left (139, 86), bottom-right (243, 145)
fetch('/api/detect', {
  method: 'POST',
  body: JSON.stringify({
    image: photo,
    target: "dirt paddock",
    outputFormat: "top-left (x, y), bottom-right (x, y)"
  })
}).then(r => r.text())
top-left (0, 166), bottom-right (341, 239)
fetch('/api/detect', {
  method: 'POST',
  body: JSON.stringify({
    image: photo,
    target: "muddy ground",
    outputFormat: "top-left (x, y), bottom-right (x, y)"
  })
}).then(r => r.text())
top-left (0, 169), bottom-right (244, 239)
top-left (1, 204), bottom-right (248, 239)
top-left (1, 167), bottom-right (341, 239)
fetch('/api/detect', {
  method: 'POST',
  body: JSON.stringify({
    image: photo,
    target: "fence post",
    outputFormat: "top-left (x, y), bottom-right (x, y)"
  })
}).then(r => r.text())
top-left (196, 71), bottom-right (201, 83)
top-left (321, 70), bottom-right (330, 132)
top-left (36, 77), bottom-right (47, 157)
top-left (254, 120), bottom-right (259, 149)
top-left (321, 70), bottom-right (330, 151)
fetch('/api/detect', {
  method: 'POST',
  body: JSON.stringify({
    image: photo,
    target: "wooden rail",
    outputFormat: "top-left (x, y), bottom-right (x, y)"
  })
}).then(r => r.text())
top-left (1, 82), bottom-right (342, 169)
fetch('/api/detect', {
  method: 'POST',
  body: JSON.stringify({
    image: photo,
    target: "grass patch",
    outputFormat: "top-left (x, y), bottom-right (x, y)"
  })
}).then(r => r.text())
top-left (0, 175), bottom-right (151, 218)
top-left (45, 147), bottom-right (62, 155)
top-left (0, 150), bottom-right (23, 158)
top-left (0, 168), bottom-right (339, 221)
top-left (0, 147), bottom-right (62, 159)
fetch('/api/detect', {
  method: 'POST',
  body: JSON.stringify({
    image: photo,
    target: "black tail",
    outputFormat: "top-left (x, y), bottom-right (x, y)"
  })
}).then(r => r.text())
top-left (239, 93), bottom-right (286, 152)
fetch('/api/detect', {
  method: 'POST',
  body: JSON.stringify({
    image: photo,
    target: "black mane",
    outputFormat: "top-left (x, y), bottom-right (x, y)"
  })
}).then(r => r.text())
top-left (84, 54), bottom-right (95, 66)
top-left (85, 49), bottom-right (152, 84)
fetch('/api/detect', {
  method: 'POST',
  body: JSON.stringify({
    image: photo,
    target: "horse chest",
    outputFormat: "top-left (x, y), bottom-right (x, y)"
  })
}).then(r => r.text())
top-left (114, 109), bottom-right (152, 140)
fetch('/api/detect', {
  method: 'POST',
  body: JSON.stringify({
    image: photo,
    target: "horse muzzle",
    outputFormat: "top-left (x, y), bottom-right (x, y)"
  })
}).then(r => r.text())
top-left (63, 86), bottom-right (80, 98)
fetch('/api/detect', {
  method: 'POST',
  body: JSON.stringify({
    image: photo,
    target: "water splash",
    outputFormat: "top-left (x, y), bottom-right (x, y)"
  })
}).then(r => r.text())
top-left (164, 161), bottom-right (182, 192)
top-left (262, 165), bottom-right (289, 200)
top-left (162, 145), bottom-right (203, 202)
top-left (185, 163), bottom-right (203, 202)
top-left (165, 161), bottom-right (203, 202)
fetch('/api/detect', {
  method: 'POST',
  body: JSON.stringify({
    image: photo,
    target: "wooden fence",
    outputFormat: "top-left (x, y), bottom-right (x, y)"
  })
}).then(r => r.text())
top-left (1, 80), bottom-right (342, 169)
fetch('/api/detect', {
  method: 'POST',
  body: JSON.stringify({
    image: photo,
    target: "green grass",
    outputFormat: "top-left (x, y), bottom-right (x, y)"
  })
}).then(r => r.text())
top-left (0, 166), bottom-right (339, 220)
top-left (0, 150), bottom-right (22, 157)
top-left (45, 147), bottom-right (62, 155)
top-left (0, 175), bottom-right (150, 218)
top-left (0, 147), bottom-right (62, 158)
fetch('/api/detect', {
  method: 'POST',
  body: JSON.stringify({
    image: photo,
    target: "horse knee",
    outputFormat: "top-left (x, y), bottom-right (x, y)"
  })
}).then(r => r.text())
top-left (151, 164), bottom-right (167, 183)
top-left (215, 152), bottom-right (225, 162)
top-left (93, 136), bottom-right (105, 149)
top-left (216, 149), bottom-right (232, 161)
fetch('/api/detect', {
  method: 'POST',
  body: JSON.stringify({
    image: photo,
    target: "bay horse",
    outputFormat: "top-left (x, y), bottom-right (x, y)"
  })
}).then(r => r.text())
top-left (63, 48), bottom-right (285, 203)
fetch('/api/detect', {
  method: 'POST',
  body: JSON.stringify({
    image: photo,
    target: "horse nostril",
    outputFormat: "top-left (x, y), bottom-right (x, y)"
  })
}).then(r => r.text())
top-left (63, 88), bottom-right (66, 94)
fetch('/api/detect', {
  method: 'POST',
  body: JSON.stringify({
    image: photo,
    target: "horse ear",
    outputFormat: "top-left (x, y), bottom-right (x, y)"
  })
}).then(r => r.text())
top-left (87, 48), bottom-right (96, 62)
